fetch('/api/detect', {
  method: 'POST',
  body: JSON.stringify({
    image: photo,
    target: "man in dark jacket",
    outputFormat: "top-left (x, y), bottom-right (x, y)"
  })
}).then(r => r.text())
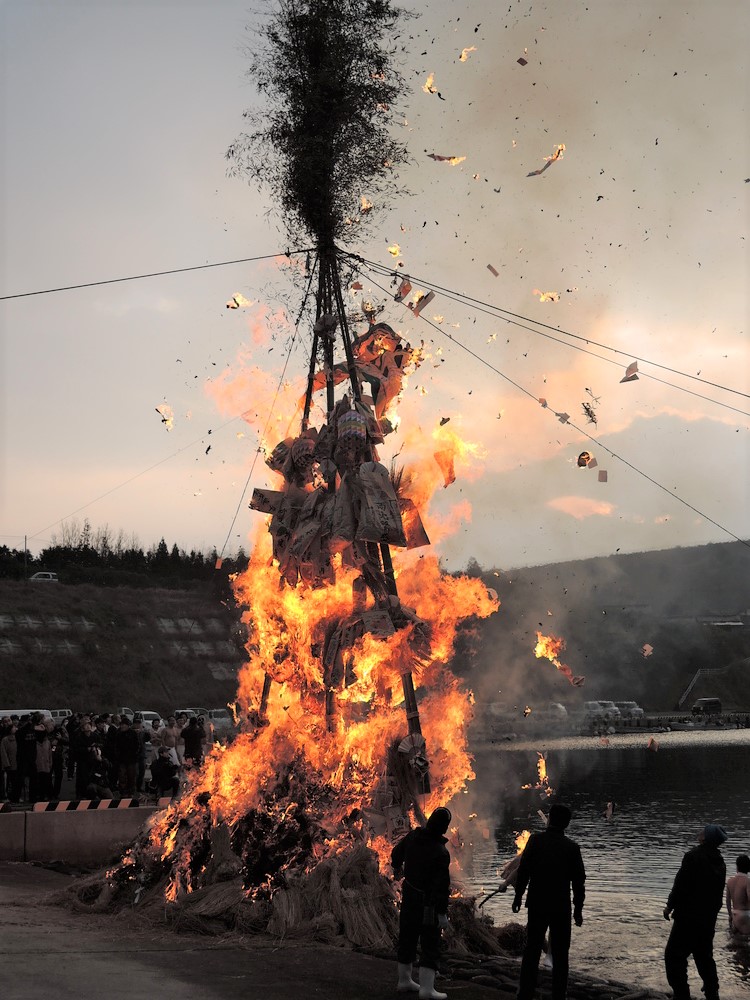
top-left (149, 746), bottom-right (180, 798)
top-left (181, 717), bottom-right (205, 767)
top-left (15, 714), bottom-right (39, 802)
top-left (114, 717), bottom-right (140, 796)
top-left (512, 803), bottom-right (586, 1000)
top-left (663, 823), bottom-right (727, 1000)
top-left (390, 807), bottom-right (452, 1000)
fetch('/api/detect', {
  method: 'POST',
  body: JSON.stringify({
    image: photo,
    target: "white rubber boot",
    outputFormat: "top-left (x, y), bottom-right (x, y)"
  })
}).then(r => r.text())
top-left (418, 966), bottom-right (447, 1000)
top-left (397, 962), bottom-right (420, 993)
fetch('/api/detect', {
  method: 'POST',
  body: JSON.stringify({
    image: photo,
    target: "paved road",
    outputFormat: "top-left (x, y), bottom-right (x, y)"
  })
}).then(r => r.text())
top-left (0, 862), bottom-right (506, 1000)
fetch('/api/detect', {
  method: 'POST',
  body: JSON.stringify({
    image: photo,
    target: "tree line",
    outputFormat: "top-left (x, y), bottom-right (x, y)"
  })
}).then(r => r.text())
top-left (0, 519), bottom-right (249, 589)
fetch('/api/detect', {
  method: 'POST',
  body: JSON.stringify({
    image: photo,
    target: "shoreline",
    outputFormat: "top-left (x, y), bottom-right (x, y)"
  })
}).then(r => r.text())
top-left (1, 860), bottom-right (671, 1000)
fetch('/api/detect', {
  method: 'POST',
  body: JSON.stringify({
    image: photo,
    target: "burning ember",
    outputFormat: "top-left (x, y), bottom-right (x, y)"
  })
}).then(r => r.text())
top-left (522, 751), bottom-right (553, 799)
top-left (154, 403), bottom-right (174, 431)
top-left (428, 153), bottom-right (467, 166)
top-left (534, 631), bottom-right (585, 687)
top-left (515, 829), bottom-right (531, 853)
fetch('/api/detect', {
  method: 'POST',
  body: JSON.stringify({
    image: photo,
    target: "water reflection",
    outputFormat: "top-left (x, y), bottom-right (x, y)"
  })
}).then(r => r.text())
top-left (464, 730), bottom-right (750, 994)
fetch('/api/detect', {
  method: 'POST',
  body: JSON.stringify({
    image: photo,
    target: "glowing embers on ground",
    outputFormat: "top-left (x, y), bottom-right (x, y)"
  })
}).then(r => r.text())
top-left (534, 630), bottom-right (585, 687)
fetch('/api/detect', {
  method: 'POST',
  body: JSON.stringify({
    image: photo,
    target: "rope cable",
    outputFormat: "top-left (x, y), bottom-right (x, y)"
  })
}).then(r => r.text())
top-left (0, 249), bottom-right (315, 301)
top-left (351, 260), bottom-right (750, 551)
top-left (340, 250), bottom-right (750, 403)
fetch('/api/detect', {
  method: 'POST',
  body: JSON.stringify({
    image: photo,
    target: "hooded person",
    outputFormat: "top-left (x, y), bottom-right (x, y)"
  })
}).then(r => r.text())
top-left (663, 823), bottom-right (728, 1000)
top-left (390, 807), bottom-right (452, 1000)
top-left (512, 804), bottom-right (586, 1000)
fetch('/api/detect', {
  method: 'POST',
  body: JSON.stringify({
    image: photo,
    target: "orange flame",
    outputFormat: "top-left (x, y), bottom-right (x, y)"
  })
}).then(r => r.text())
top-left (534, 631), bottom-right (585, 687)
top-left (521, 751), bottom-right (553, 798)
top-left (515, 829), bottom-right (531, 852)
top-left (142, 302), bottom-right (502, 900)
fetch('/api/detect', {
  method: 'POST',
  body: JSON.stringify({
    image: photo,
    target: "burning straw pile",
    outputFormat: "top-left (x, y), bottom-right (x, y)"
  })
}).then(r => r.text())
top-left (54, 0), bottom-right (507, 959)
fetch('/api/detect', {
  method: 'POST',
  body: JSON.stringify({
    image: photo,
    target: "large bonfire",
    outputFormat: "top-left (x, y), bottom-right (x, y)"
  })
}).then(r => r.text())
top-left (63, 0), bottom-right (503, 951)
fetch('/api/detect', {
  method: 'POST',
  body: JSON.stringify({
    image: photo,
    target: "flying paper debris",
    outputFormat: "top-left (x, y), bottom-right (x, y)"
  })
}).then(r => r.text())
top-left (523, 706), bottom-right (532, 717)
top-left (487, 264), bottom-right (499, 277)
top-left (641, 643), bottom-right (654, 658)
top-left (577, 451), bottom-right (592, 468)
top-left (395, 277), bottom-right (412, 302)
top-left (428, 153), bottom-right (466, 166)
top-left (647, 736), bottom-right (659, 753)
top-left (433, 448), bottom-right (456, 487)
top-left (602, 801), bottom-right (616, 822)
top-left (527, 143), bottom-right (566, 177)
top-left (360, 195), bottom-right (373, 214)
top-left (388, 244), bottom-right (401, 258)
top-left (226, 293), bottom-right (255, 309)
top-left (412, 290), bottom-right (435, 317)
top-left (422, 73), bottom-right (437, 94)
top-left (598, 470), bottom-right (608, 483)
top-left (517, 57), bottom-right (528, 66)
top-left (534, 631), bottom-right (585, 687)
top-left (621, 361), bottom-right (639, 383)
top-left (459, 46), bottom-right (477, 61)
top-left (155, 404), bottom-right (174, 431)
top-left (532, 289), bottom-right (560, 303)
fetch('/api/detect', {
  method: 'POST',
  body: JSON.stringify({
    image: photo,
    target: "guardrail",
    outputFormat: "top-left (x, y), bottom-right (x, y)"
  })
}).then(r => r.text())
top-left (0, 798), bottom-right (172, 864)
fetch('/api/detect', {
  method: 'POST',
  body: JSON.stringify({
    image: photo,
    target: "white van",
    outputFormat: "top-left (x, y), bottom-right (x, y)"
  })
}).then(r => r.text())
top-left (0, 708), bottom-right (52, 720)
top-left (50, 709), bottom-right (72, 723)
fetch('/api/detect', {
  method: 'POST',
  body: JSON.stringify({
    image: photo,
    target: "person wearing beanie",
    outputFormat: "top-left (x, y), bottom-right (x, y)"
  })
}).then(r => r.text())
top-left (663, 823), bottom-right (728, 1000)
top-left (512, 803), bottom-right (586, 1000)
top-left (390, 807), bottom-right (453, 1000)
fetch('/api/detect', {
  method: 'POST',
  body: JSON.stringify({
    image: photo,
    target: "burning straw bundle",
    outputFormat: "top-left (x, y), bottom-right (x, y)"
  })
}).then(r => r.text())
top-left (52, 0), bottom-right (506, 965)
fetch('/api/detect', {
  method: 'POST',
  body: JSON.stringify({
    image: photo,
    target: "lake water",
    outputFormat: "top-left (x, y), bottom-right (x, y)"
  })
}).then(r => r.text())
top-left (461, 729), bottom-right (750, 997)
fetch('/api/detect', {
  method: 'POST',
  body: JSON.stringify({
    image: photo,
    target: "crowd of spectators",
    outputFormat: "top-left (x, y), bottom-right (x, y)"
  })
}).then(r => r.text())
top-left (0, 711), bottom-right (210, 804)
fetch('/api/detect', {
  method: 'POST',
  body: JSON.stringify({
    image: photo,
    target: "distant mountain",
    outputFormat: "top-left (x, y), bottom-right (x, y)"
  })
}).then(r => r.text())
top-left (462, 540), bottom-right (750, 712)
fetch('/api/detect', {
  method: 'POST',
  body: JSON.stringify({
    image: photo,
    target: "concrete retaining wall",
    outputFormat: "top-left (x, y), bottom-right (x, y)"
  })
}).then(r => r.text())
top-left (0, 813), bottom-right (26, 861)
top-left (0, 808), bottom-right (157, 864)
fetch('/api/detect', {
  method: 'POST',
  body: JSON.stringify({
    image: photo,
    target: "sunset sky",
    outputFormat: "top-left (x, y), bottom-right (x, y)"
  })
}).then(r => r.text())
top-left (1, 0), bottom-right (748, 571)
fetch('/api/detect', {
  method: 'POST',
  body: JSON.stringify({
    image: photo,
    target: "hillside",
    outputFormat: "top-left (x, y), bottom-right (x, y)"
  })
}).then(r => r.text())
top-left (1, 539), bottom-right (748, 716)
top-left (463, 539), bottom-right (750, 712)
top-left (0, 581), bottom-right (244, 714)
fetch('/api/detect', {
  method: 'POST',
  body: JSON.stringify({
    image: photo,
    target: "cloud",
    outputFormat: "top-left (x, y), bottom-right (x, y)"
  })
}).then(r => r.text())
top-left (546, 495), bottom-right (616, 520)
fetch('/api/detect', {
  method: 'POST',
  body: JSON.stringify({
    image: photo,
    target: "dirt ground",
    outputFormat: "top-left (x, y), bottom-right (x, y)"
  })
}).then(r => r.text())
top-left (0, 862), bottom-right (509, 1000)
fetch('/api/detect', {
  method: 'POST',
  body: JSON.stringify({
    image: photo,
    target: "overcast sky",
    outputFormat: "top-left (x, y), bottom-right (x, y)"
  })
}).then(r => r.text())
top-left (1, 0), bottom-right (748, 571)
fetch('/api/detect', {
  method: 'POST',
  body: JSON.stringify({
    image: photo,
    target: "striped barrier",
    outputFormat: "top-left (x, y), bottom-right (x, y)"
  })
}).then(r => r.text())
top-left (32, 797), bottom-right (173, 812)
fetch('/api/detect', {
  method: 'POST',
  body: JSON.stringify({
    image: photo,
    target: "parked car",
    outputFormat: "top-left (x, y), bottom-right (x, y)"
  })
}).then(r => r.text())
top-left (691, 697), bottom-right (722, 716)
top-left (207, 708), bottom-right (235, 736)
top-left (29, 571), bottom-right (58, 582)
top-left (0, 708), bottom-right (52, 721)
top-left (581, 700), bottom-right (606, 722)
top-left (545, 702), bottom-right (568, 718)
top-left (133, 710), bottom-right (163, 728)
top-left (49, 708), bottom-right (73, 724)
top-left (597, 701), bottom-right (622, 721)
top-left (614, 701), bottom-right (645, 720)
top-left (174, 708), bottom-right (209, 723)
